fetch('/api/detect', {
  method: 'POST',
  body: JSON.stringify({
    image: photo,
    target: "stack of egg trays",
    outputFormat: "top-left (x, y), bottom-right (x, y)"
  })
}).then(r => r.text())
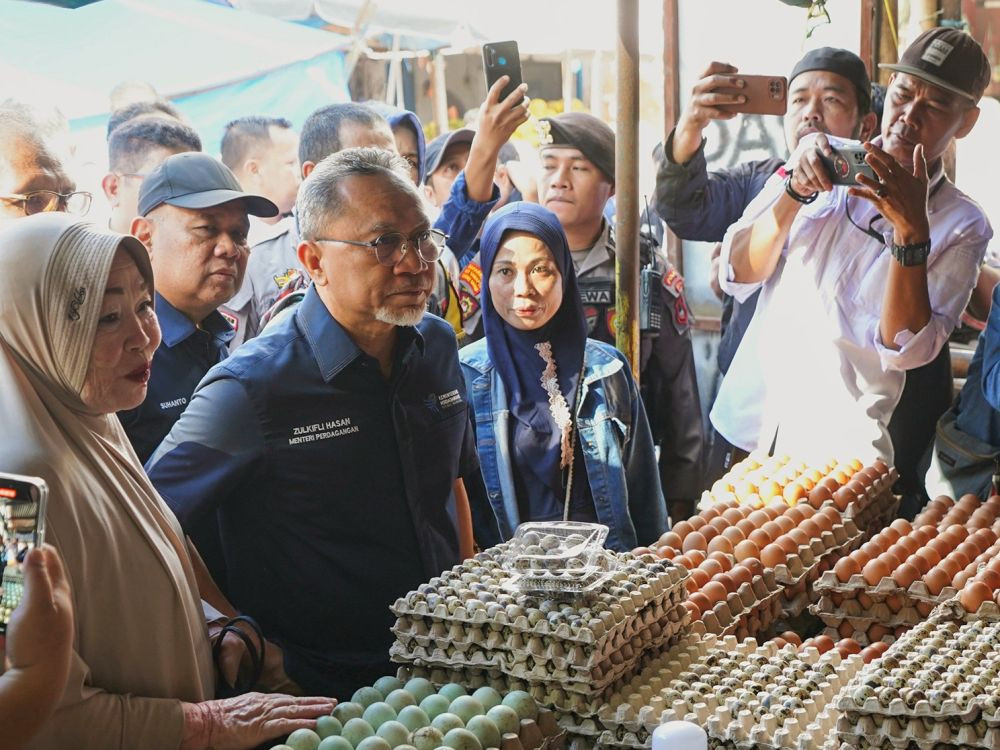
top-left (774, 514), bottom-right (864, 619)
top-left (812, 564), bottom-right (950, 630)
top-left (592, 633), bottom-right (864, 750)
top-left (688, 568), bottom-right (783, 638)
top-left (390, 547), bottom-right (690, 696)
top-left (844, 487), bottom-right (900, 540)
top-left (834, 611), bottom-right (1000, 749)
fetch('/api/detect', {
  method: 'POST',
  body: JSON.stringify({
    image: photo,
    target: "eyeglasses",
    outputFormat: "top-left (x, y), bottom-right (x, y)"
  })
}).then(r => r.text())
top-left (314, 229), bottom-right (448, 267)
top-left (0, 190), bottom-right (93, 217)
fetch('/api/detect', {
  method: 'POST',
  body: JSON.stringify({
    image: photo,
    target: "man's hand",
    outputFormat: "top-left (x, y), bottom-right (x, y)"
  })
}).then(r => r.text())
top-left (849, 142), bottom-right (931, 245)
top-left (672, 62), bottom-right (744, 164)
top-left (465, 76), bottom-right (530, 203)
top-left (785, 132), bottom-right (837, 196)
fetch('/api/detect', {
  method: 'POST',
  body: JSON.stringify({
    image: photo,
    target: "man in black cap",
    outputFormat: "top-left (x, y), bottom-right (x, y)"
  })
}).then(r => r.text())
top-left (119, 151), bottom-right (277, 464)
top-left (535, 111), bottom-right (704, 522)
top-left (715, 28), bottom-right (992, 472)
top-left (654, 48), bottom-right (879, 484)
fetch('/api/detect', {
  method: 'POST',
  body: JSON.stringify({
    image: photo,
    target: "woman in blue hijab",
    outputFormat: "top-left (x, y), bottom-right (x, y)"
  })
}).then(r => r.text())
top-left (459, 202), bottom-right (666, 552)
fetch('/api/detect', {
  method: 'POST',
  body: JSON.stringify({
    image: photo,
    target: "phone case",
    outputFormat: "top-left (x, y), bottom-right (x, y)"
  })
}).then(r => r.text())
top-left (483, 41), bottom-right (523, 101)
top-left (716, 75), bottom-right (788, 116)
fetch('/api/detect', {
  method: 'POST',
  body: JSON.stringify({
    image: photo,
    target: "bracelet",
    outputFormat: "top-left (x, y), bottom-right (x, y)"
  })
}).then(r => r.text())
top-left (783, 173), bottom-right (818, 205)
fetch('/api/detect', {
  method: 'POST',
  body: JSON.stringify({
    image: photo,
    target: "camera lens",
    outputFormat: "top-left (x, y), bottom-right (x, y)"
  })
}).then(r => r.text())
top-left (498, 57), bottom-right (507, 66)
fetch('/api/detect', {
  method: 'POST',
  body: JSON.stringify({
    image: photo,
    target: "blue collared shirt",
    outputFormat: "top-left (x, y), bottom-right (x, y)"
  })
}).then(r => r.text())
top-left (118, 292), bottom-right (234, 463)
top-left (146, 285), bottom-right (478, 697)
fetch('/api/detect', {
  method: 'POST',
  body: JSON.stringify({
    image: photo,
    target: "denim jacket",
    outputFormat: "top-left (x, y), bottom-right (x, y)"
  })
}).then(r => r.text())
top-left (459, 337), bottom-right (668, 552)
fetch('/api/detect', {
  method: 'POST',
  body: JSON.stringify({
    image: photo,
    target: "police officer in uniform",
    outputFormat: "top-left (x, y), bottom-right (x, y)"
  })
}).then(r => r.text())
top-left (535, 112), bottom-right (704, 521)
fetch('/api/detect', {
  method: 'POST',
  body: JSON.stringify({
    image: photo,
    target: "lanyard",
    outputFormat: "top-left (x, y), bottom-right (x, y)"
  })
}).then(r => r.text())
top-left (846, 172), bottom-right (947, 245)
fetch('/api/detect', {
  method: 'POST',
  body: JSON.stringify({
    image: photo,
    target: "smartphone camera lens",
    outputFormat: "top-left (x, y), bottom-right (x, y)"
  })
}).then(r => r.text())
top-left (498, 56), bottom-right (507, 66)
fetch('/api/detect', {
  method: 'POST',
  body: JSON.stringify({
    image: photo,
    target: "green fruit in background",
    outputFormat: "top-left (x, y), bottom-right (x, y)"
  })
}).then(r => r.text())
top-left (397, 705), bottom-right (431, 733)
top-left (318, 739), bottom-right (353, 750)
top-left (376, 720), bottom-right (411, 748)
top-left (342, 718), bottom-right (376, 747)
top-left (333, 703), bottom-right (365, 724)
top-left (443, 728), bottom-right (482, 750)
top-left (286, 729), bottom-right (323, 750)
top-left (354, 687), bottom-right (386, 708)
top-left (374, 675), bottom-right (405, 698)
top-left (471, 687), bottom-right (501, 712)
top-left (419, 694), bottom-right (451, 720)
top-left (465, 716), bottom-right (501, 750)
top-left (437, 683), bottom-right (467, 702)
top-left (404, 677), bottom-right (435, 704)
top-left (363, 702), bottom-right (398, 730)
top-left (430, 713), bottom-right (464, 735)
top-left (448, 696), bottom-right (484, 725)
top-left (500, 691), bottom-right (537, 721)
top-left (317, 716), bottom-right (343, 739)
top-left (386, 689), bottom-right (417, 713)
top-left (356, 737), bottom-right (392, 750)
top-left (485, 706), bottom-right (519, 735)
top-left (410, 725), bottom-right (445, 750)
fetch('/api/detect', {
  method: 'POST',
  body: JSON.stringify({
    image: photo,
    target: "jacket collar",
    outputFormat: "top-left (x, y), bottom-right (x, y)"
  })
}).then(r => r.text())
top-left (155, 292), bottom-right (234, 349)
top-left (463, 338), bottom-right (623, 384)
top-left (572, 220), bottom-right (614, 277)
top-left (296, 285), bottom-right (425, 383)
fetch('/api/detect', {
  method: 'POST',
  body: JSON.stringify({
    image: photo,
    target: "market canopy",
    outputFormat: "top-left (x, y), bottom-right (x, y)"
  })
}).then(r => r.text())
top-left (1, 0), bottom-right (351, 150)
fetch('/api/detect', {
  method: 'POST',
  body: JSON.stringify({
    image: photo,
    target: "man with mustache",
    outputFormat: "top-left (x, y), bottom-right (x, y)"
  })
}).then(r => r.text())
top-left (714, 28), bottom-right (992, 466)
top-left (653, 48), bottom-right (878, 482)
top-left (147, 148), bottom-right (481, 699)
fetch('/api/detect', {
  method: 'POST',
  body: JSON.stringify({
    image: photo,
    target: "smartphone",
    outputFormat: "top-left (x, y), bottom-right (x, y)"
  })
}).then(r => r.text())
top-left (0, 474), bottom-right (48, 634)
top-left (817, 143), bottom-right (877, 185)
top-left (715, 74), bottom-right (787, 116)
top-left (483, 41), bottom-right (523, 101)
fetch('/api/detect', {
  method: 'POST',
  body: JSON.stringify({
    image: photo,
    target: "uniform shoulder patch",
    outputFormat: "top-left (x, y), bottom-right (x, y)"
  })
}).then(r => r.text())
top-left (662, 267), bottom-right (685, 297)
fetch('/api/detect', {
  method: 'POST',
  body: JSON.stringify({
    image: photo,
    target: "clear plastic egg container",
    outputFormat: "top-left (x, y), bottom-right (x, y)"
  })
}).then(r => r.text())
top-left (503, 522), bottom-right (610, 573)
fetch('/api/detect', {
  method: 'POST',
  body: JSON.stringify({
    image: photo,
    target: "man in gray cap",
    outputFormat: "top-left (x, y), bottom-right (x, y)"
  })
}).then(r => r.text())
top-left (654, 48), bottom-right (880, 484)
top-left (715, 28), bottom-right (992, 469)
top-left (535, 111), bottom-right (705, 522)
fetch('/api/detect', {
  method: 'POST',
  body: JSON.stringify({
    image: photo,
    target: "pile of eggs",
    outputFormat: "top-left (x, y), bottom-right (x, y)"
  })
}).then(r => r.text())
top-left (268, 677), bottom-right (561, 750)
top-left (703, 453), bottom-right (892, 513)
top-left (641, 497), bottom-right (854, 636)
top-left (767, 632), bottom-right (889, 666)
top-left (835, 617), bottom-right (1000, 748)
top-left (595, 632), bottom-right (864, 750)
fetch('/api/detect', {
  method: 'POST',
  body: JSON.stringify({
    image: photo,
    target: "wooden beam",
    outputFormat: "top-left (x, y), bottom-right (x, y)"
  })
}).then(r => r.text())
top-left (860, 0), bottom-right (876, 74)
top-left (661, 0), bottom-right (684, 273)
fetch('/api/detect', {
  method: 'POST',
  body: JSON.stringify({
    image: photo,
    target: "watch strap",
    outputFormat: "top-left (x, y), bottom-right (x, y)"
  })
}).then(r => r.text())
top-left (891, 239), bottom-right (931, 266)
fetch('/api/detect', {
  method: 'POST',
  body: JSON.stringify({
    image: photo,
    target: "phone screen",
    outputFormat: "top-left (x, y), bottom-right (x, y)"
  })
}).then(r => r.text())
top-left (0, 474), bottom-right (48, 634)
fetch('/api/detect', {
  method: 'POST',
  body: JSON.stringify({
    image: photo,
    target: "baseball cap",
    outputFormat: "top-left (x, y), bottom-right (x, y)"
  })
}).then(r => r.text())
top-left (790, 48), bottom-right (872, 113)
top-left (423, 129), bottom-right (475, 183)
top-left (538, 112), bottom-right (616, 184)
top-left (138, 151), bottom-right (278, 217)
top-left (880, 27), bottom-right (991, 104)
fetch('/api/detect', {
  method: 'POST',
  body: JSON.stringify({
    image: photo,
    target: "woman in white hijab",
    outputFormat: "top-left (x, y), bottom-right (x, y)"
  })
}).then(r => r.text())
top-left (0, 214), bottom-right (333, 750)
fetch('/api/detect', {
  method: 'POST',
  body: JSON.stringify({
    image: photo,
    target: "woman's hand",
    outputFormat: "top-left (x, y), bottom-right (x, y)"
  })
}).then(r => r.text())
top-left (181, 693), bottom-right (336, 750)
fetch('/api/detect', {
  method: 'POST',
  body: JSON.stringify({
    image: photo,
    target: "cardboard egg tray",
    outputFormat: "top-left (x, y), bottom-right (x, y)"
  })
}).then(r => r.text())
top-left (817, 625), bottom-right (903, 648)
top-left (814, 568), bottom-right (961, 609)
top-left (592, 633), bottom-right (864, 750)
top-left (836, 712), bottom-right (1000, 749)
top-left (684, 568), bottom-right (783, 638)
top-left (936, 595), bottom-right (1000, 624)
top-left (810, 599), bottom-right (927, 629)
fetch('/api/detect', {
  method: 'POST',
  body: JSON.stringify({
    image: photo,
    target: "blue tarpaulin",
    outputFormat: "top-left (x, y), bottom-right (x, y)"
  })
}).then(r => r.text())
top-left (1, 0), bottom-right (351, 153)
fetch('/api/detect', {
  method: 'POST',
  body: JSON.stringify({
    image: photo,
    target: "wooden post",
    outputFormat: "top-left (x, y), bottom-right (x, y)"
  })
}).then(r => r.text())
top-left (432, 52), bottom-right (449, 137)
top-left (876, 0), bottom-right (900, 84)
top-left (616, 0), bottom-right (640, 379)
top-left (661, 0), bottom-right (683, 273)
top-left (860, 0), bottom-right (876, 74)
top-left (562, 49), bottom-right (575, 114)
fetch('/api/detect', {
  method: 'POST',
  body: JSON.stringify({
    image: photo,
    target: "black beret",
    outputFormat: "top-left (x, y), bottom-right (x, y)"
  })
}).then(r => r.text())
top-left (538, 112), bottom-right (615, 184)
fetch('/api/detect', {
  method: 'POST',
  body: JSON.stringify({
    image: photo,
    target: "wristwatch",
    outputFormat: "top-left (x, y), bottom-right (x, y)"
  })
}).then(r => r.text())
top-left (891, 239), bottom-right (931, 266)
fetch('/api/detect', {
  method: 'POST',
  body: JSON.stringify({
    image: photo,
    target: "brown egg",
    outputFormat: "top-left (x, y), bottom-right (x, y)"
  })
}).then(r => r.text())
top-left (728, 564), bottom-right (752, 588)
top-left (770, 636), bottom-right (788, 648)
top-left (774, 515), bottom-right (796, 535)
top-left (713, 572), bottom-right (738, 594)
top-left (788, 528), bottom-right (810, 548)
top-left (672, 520), bottom-right (694, 539)
top-left (775, 534), bottom-right (799, 555)
top-left (797, 504), bottom-right (817, 519)
top-left (699, 558), bottom-right (724, 579)
top-left (699, 524), bottom-right (719, 543)
top-left (831, 592), bottom-right (844, 607)
top-left (748, 528), bottom-right (773, 549)
top-left (916, 600), bottom-right (934, 616)
top-left (785, 506), bottom-right (806, 525)
top-left (832, 486), bottom-right (855, 511)
top-left (658, 531), bottom-right (683, 549)
top-left (808, 484), bottom-right (833, 509)
top-left (957, 542), bottom-right (981, 564)
top-left (863, 558), bottom-right (889, 586)
top-left (707, 550), bottom-right (733, 571)
top-left (688, 591), bottom-right (713, 616)
top-left (656, 546), bottom-right (677, 560)
top-left (767, 501), bottom-right (789, 519)
top-left (946, 524), bottom-right (970, 542)
top-left (673, 554), bottom-right (692, 569)
top-left (780, 630), bottom-right (802, 647)
top-left (835, 556), bottom-right (861, 583)
top-left (976, 567), bottom-right (1000, 591)
top-left (886, 593), bottom-right (905, 613)
top-left (850, 548), bottom-right (871, 567)
top-left (700, 506), bottom-right (721, 522)
top-left (688, 516), bottom-right (707, 532)
top-left (734, 539), bottom-right (761, 563)
top-left (893, 562), bottom-right (921, 589)
top-left (928, 537), bottom-right (954, 560)
top-left (933, 494), bottom-right (956, 509)
top-left (783, 482), bottom-right (807, 505)
top-left (857, 592), bottom-right (874, 609)
top-left (722, 508), bottom-right (744, 526)
top-left (688, 568), bottom-right (710, 589)
top-left (799, 518), bottom-right (822, 540)
top-left (709, 516), bottom-right (731, 535)
top-left (682, 531), bottom-right (707, 553)
top-left (861, 541), bottom-right (884, 560)
top-left (960, 581), bottom-right (992, 613)
top-left (938, 556), bottom-right (961, 579)
top-left (741, 557), bottom-right (765, 579)
top-left (881, 526), bottom-right (901, 545)
top-left (888, 544), bottom-right (911, 565)
top-left (702, 580), bottom-right (729, 605)
top-left (686, 549), bottom-right (706, 567)
top-left (867, 623), bottom-right (891, 642)
top-left (909, 552), bottom-right (931, 575)
top-left (813, 513), bottom-right (833, 534)
top-left (953, 569), bottom-right (975, 590)
top-left (706, 535), bottom-right (733, 556)
top-left (813, 634), bottom-right (835, 653)
top-left (761, 544), bottom-right (786, 569)
top-left (859, 646), bottom-right (881, 664)
top-left (748, 510), bottom-right (771, 528)
top-left (820, 505), bottom-right (842, 525)
top-left (879, 551), bottom-right (902, 572)
top-left (722, 526), bottom-right (746, 545)
top-left (684, 576), bottom-right (700, 593)
top-left (948, 550), bottom-right (971, 571)
top-left (890, 518), bottom-right (913, 536)
top-left (896, 536), bottom-right (920, 557)
top-left (762, 520), bottom-right (784, 541)
top-left (682, 600), bottom-right (700, 621)
top-left (736, 519), bottom-right (757, 538)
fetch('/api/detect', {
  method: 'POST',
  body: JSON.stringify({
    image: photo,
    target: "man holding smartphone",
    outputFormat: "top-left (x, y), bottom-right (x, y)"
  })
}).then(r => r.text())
top-left (715, 28), bottom-right (992, 465)
top-left (654, 48), bottom-right (878, 482)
